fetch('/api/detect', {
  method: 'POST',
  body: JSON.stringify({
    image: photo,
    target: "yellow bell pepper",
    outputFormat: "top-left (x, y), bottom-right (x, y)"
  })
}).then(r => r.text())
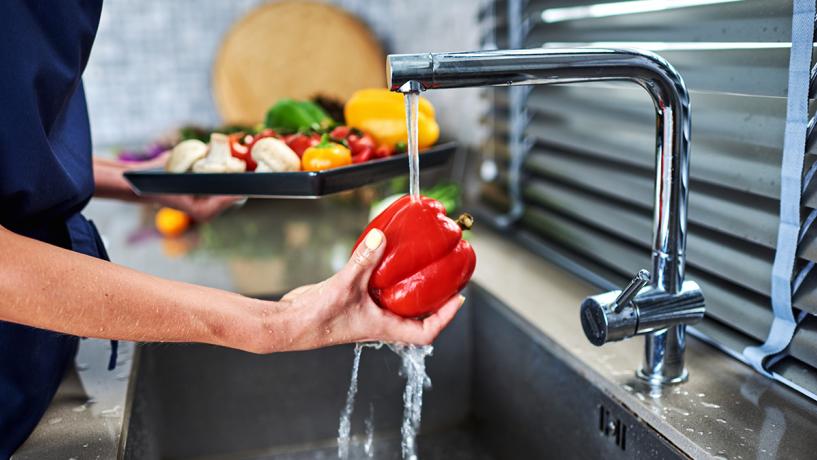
top-left (301, 134), bottom-right (352, 171)
top-left (344, 89), bottom-right (440, 149)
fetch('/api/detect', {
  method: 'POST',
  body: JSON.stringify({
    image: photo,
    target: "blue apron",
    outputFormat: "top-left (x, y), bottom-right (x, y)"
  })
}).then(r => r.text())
top-left (0, 1), bottom-right (104, 456)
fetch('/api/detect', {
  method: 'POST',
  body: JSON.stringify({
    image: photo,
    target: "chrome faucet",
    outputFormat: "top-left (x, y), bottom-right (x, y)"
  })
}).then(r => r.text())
top-left (387, 48), bottom-right (705, 385)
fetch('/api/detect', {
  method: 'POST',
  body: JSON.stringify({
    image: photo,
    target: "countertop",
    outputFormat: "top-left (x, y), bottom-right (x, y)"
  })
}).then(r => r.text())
top-left (15, 197), bottom-right (817, 459)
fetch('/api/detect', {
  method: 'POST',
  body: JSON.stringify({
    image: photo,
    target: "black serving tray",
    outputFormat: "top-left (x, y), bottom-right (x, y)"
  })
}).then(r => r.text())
top-left (125, 142), bottom-right (456, 198)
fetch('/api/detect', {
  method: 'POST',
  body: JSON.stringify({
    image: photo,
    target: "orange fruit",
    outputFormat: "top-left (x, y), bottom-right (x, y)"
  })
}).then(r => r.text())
top-left (155, 207), bottom-right (191, 237)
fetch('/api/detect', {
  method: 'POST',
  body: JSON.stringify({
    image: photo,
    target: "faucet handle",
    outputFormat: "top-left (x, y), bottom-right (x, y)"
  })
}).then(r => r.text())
top-left (612, 269), bottom-right (650, 313)
top-left (580, 269), bottom-right (649, 346)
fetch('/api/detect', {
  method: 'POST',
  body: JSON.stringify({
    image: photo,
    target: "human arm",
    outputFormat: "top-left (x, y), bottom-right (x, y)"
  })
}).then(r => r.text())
top-left (0, 226), bottom-right (463, 352)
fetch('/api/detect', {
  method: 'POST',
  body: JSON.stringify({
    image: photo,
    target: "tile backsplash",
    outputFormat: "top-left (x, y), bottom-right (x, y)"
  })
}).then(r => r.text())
top-left (84, 0), bottom-right (484, 149)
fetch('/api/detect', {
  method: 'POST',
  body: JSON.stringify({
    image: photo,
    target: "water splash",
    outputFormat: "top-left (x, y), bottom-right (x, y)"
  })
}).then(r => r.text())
top-left (700, 401), bottom-right (721, 409)
top-left (338, 343), bottom-right (383, 459)
top-left (337, 342), bottom-right (433, 460)
top-left (404, 91), bottom-right (421, 200)
top-left (364, 403), bottom-right (375, 458)
top-left (389, 344), bottom-right (433, 460)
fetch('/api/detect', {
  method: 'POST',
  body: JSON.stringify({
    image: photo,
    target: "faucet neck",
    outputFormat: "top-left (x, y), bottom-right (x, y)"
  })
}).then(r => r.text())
top-left (388, 48), bottom-right (691, 294)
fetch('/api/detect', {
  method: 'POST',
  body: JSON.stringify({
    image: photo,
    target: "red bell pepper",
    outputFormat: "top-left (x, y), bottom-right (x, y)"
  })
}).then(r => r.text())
top-left (353, 195), bottom-right (476, 318)
top-left (228, 133), bottom-right (258, 171)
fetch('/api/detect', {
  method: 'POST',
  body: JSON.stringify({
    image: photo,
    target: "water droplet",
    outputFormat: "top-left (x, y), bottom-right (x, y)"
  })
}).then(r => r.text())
top-left (76, 362), bottom-right (89, 371)
top-left (636, 393), bottom-right (646, 401)
top-left (621, 384), bottom-right (634, 392)
top-left (716, 418), bottom-right (727, 424)
top-left (701, 402), bottom-right (721, 409)
top-left (697, 393), bottom-right (706, 397)
top-left (73, 404), bottom-right (88, 413)
top-left (48, 417), bottom-right (62, 425)
top-left (685, 427), bottom-right (694, 432)
top-left (100, 405), bottom-right (121, 418)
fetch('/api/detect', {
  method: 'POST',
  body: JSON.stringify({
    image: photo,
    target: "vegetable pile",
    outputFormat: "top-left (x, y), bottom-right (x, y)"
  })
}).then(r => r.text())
top-left (164, 89), bottom-right (439, 174)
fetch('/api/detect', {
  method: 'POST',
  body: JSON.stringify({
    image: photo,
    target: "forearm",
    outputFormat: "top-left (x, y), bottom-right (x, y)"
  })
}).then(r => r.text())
top-left (93, 157), bottom-right (144, 202)
top-left (0, 225), bottom-right (280, 352)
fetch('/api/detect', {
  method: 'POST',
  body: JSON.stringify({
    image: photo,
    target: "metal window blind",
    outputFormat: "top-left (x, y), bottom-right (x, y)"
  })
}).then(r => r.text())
top-left (478, 0), bottom-right (817, 398)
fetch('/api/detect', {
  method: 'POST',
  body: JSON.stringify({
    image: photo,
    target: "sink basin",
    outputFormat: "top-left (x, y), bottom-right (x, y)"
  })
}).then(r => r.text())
top-left (124, 285), bottom-right (685, 459)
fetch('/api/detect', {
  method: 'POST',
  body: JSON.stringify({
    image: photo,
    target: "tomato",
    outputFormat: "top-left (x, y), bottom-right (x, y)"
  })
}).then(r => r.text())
top-left (347, 132), bottom-right (376, 154)
top-left (330, 125), bottom-right (351, 140)
top-left (352, 148), bottom-right (374, 164)
top-left (374, 144), bottom-right (394, 159)
top-left (285, 133), bottom-right (320, 157)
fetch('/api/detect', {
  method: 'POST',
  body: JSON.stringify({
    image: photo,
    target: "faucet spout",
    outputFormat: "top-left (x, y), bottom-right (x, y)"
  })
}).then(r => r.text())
top-left (388, 48), bottom-right (702, 385)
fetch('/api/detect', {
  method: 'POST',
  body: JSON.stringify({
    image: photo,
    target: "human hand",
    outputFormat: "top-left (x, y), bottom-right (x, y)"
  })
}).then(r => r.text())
top-left (153, 194), bottom-right (242, 222)
top-left (271, 228), bottom-right (465, 351)
top-left (128, 151), bottom-right (244, 222)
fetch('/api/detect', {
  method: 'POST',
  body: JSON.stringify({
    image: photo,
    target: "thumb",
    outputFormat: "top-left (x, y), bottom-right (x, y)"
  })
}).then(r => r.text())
top-left (339, 228), bottom-right (386, 286)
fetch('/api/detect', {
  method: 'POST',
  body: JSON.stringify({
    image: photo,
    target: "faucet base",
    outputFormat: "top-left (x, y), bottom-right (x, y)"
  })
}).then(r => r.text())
top-left (636, 367), bottom-right (689, 386)
top-left (637, 325), bottom-right (689, 386)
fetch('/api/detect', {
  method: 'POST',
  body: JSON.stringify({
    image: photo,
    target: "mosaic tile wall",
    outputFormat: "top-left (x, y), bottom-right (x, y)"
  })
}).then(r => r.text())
top-left (84, 0), bottom-right (484, 148)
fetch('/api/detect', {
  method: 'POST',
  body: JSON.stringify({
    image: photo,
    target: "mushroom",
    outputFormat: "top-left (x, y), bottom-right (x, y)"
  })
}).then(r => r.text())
top-left (251, 137), bottom-right (301, 172)
top-left (165, 139), bottom-right (208, 173)
top-left (192, 133), bottom-right (246, 173)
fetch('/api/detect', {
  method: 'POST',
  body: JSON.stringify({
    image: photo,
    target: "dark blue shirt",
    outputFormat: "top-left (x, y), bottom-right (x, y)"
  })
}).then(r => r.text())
top-left (0, 1), bottom-right (104, 455)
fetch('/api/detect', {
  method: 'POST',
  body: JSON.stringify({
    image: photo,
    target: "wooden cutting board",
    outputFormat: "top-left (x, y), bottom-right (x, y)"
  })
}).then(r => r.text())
top-left (213, 1), bottom-right (386, 125)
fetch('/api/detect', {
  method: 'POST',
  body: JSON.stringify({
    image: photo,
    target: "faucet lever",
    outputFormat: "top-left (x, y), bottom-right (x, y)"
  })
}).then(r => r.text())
top-left (613, 269), bottom-right (650, 313)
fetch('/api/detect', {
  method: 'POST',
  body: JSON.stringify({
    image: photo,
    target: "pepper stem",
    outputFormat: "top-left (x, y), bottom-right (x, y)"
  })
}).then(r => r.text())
top-left (455, 213), bottom-right (474, 231)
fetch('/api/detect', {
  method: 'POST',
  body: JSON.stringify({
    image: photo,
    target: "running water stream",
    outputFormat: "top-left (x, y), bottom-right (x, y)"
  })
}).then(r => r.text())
top-left (336, 343), bottom-right (434, 460)
top-left (337, 87), bottom-right (433, 460)
top-left (338, 343), bottom-right (381, 459)
top-left (390, 344), bottom-right (434, 460)
top-left (404, 91), bottom-right (421, 200)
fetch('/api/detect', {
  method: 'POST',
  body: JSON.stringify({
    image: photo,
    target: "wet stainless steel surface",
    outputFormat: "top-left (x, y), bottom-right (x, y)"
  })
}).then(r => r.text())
top-left (17, 196), bottom-right (817, 458)
top-left (472, 229), bottom-right (817, 460)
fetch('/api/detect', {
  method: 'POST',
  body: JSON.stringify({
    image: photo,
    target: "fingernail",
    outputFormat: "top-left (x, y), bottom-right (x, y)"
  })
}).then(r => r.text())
top-left (458, 295), bottom-right (466, 305)
top-left (364, 229), bottom-right (384, 250)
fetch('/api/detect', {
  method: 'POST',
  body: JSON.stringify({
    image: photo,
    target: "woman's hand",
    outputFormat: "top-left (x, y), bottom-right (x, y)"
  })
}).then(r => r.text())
top-left (152, 194), bottom-right (241, 222)
top-left (93, 153), bottom-right (242, 222)
top-left (259, 229), bottom-right (465, 352)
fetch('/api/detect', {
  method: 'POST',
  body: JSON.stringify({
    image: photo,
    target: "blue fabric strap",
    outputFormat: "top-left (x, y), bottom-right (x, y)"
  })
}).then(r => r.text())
top-left (744, 0), bottom-right (816, 376)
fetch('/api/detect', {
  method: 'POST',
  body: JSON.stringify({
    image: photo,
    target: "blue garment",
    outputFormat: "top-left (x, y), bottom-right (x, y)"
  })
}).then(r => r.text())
top-left (0, 1), bottom-right (104, 456)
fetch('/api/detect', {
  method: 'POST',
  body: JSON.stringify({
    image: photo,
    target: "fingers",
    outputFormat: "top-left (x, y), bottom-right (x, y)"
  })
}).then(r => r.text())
top-left (136, 151), bottom-right (171, 170)
top-left (187, 196), bottom-right (242, 222)
top-left (337, 229), bottom-right (386, 287)
top-left (378, 294), bottom-right (466, 345)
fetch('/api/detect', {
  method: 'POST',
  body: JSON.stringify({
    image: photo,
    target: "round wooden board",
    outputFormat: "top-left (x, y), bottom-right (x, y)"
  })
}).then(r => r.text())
top-left (213, 1), bottom-right (386, 125)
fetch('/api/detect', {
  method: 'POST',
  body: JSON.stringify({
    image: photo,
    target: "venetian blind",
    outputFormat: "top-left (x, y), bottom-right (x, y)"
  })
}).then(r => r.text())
top-left (478, 0), bottom-right (817, 397)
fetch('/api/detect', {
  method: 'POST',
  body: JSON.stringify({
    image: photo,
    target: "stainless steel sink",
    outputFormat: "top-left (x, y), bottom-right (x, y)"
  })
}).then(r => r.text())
top-left (123, 285), bottom-right (685, 459)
